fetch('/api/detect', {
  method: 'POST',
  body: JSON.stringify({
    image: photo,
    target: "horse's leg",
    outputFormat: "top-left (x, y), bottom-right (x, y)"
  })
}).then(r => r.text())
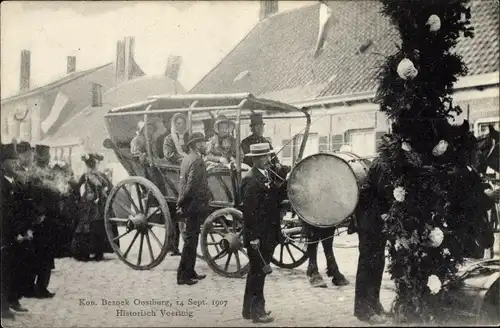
top-left (323, 231), bottom-right (349, 286)
top-left (306, 231), bottom-right (327, 288)
top-left (306, 241), bottom-right (319, 277)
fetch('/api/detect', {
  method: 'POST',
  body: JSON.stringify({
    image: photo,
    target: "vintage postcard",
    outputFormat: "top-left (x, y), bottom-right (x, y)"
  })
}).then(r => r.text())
top-left (1, 1), bottom-right (499, 327)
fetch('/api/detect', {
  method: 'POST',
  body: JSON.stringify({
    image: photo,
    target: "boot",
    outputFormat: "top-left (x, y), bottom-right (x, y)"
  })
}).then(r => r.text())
top-left (251, 299), bottom-right (274, 324)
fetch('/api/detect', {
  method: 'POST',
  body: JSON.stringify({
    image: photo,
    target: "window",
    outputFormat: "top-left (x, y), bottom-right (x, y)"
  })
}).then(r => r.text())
top-left (475, 118), bottom-right (500, 137)
top-left (281, 139), bottom-right (292, 158)
top-left (319, 136), bottom-right (329, 152)
top-left (347, 129), bottom-right (376, 157)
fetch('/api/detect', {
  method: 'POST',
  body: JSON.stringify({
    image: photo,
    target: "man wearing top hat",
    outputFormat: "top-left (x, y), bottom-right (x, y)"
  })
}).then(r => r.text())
top-left (176, 132), bottom-right (210, 286)
top-left (0, 143), bottom-right (30, 316)
top-left (241, 143), bottom-right (282, 324)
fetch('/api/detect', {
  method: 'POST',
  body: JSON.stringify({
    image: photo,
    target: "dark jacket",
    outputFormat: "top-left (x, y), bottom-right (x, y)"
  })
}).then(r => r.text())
top-left (164, 132), bottom-right (189, 165)
top-left (241, 167), bottom-right (281, 248)
top-left (1, 175), bottom-right (33, 246)
top-left (352, 157), bottom-right (392, 234)
top-left (177, 151), bottom-right (211, 216)
top-left (241, 134), bottom-right (279, 167)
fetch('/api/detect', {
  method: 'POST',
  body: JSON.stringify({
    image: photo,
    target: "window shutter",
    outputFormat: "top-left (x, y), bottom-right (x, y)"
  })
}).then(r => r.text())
top-left (281, 139), bottom-right (292, 158)
top-left (331, 134), bottom-right (343, 152)
top-left (319, 136), bottom-right (329, 152)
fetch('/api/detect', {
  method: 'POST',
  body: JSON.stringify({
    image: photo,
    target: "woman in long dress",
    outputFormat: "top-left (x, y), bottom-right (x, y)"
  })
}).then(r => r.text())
top-left (71, 153), bottom-right (116, 261)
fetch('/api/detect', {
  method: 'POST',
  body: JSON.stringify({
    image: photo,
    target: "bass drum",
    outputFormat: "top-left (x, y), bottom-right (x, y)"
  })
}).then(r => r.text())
top-left (287, 152), bottom-right (370, 228)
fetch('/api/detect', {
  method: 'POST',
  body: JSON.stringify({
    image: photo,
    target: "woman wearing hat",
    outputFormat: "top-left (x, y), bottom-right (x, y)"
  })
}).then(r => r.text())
top-left (163, 113), bottom-right (189, 165)
top-left (71, 152), bottom-right (116, 262)
top-left (205, 114), bottom-right (237, 165)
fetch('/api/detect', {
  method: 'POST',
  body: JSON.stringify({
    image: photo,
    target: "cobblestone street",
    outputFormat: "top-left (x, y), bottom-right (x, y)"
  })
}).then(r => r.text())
top-left (3, 233), bottom-right (398, 327)
top-left (4, 231), bottom-right (498, 328)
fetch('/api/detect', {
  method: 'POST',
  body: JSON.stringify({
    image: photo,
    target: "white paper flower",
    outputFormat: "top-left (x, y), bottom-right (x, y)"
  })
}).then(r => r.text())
top-left (447, 112), bottom-right (465, 126)
top-left (426, 14), bottom-right (441, 32)
top-left (393, 186), bottom-right (406, 202)
top-left (397, 58), bottom-right (418, 80)
top-left (427, 227), bottom-right (444, 248)
top-left (442, 248), bottom-right (450, 256)
top-left (432, 140), bottom-right (449, 156)
top-left (427, 275), bottom-right (442, 295)
top-left (394, 238), bottom-right (409, 251)
top-left (401, 142), bottom-right (412, 152)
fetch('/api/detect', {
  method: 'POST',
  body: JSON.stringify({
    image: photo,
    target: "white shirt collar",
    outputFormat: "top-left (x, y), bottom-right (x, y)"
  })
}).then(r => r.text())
top-left (4, 176), bottom-right (14, 184)
top-left (258, 168), bottom-right (268, 178)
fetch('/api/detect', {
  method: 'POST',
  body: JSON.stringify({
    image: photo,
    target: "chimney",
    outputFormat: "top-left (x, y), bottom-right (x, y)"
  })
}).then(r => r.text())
top-left (91, 83), bottom-right (103, 107)
top-left (259, 0), bottom-right (278, 21)
top-left (20, 50), bottom-right (31, 93)
top-left (115, 36), bottom-right (137, 83)
top-left (165, 55), bottom-right (182, 81)
top-left (67, 56), bottom-right (76, 74)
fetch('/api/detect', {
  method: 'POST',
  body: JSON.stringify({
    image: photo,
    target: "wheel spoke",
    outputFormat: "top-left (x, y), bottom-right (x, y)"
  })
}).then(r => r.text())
top-left (206, 241), bottom-right (219, 246)
top-left (123, 231), bottom-right (140, 259)
top-left (208, 233), bottom-right (221, 253)
top-left (217, 217), bottom-right (230, 232)
top-left (121, 185), bottom-right (141, 214)
top-left (137, 232), bottom-right (144, 266)
top-left (235, 251), bottom-right (241, 271)
top-left (113, 200), bottom-right (135, 216)
top-left (285, 244), bottom-right (296, 262)
top-left (145, 231), bottom-right (155, 261)
top-left (224, 252), bottom-right (232, 271)
top-left (148, 222), bottom-right (166, 229)
top-left (108, 217), bottom-right (129, 224)
top-left (146, 207), bottom-right (161, 221)
top-left (135, 183), bottom-right (145, 213)
top-left (288, 242), bottom-right (306, 254)
top-left (113, 229), bottom-right (132, 242)
top-left (213, 249), bottom-right (227, 261)
top-left (280, 244), bottom-right (284, 263)
top-left (147, 227), bottom-right (163, 249)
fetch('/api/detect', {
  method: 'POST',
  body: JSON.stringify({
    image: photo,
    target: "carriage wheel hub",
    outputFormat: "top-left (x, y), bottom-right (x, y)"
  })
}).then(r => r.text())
top-left (220, 232), bottom-right (240, 252)
top-left (127, 213), bottom-right (148, 231)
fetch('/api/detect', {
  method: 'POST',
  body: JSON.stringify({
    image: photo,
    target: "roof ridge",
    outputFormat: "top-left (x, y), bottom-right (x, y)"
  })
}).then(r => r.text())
top-left (1, 62), bottom-right (113, 104)
top-left (189, 3), bottom-right (320, 94)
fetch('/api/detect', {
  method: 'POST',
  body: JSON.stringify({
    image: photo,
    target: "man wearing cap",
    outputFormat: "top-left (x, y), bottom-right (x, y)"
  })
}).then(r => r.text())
top-left (241, 143), bottom-right (282, 323)
top-left (0, 143), bottom-right (30, 316)
top-left (176, 132), bottom-right (210, 285)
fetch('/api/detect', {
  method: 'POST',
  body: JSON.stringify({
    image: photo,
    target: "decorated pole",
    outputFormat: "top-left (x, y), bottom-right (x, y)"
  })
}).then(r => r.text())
top-left (374, 0), bottom-right (484, 324)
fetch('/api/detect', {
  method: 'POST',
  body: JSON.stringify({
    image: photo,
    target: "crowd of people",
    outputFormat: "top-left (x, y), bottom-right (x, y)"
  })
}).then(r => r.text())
top-left (0, 142), bottom-right (114, 319)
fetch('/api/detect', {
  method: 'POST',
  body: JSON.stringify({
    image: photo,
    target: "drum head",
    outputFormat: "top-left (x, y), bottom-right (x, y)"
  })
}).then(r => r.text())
top-left (287, 153), bottom-right (359, 228)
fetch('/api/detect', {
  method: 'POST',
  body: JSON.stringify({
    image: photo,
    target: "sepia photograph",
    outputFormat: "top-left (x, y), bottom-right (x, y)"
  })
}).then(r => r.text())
top-left (0, 0), bottom-right (499, 326)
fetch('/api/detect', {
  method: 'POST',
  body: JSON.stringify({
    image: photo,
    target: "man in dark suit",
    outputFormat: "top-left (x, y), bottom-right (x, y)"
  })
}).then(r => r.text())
top-left (176, 132), bottom-right (209, 285)
top-left (353, 156), bottom-right (391, 324)
top-left (0, 143), bottom-right (30, 317)
top-left (241, 114), bottom-right (278, 167)
top-left (241, 143), bottom-right (281, 324)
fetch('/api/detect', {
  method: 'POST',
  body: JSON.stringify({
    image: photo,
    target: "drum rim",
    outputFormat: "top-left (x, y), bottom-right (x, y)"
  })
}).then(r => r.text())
top-left (287, 152), bottom-right (361, 228)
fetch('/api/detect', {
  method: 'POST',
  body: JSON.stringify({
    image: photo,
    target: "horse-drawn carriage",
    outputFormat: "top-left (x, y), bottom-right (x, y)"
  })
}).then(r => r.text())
top-left (101, 93), bottom-right (369, 276)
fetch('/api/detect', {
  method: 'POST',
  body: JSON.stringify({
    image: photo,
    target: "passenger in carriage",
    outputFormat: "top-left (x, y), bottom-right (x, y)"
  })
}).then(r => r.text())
top-left (130, 120), bottom-right (157, 161)
top-left (205, 114), bottom-right (237, 166)
top-left (163, 113), bottom-right (189, 165)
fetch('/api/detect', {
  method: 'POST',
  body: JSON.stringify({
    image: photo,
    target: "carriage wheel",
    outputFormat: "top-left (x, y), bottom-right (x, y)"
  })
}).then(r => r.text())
top-left (270, 217), bottom-right (308, 269)
top-left (105, 176), bottom-right (172, 270)
top-left (200, 208), bottom-right (250, 278)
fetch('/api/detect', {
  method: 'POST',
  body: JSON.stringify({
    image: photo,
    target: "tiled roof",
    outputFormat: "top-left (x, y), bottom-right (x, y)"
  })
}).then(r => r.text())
top-left (190, 0), bottom-right (499, 102)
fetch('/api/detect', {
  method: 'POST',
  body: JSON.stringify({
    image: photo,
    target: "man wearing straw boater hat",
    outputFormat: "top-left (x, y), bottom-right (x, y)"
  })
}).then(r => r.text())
top-left (176, 132), bottom-right (210, 286)
top-left (241, 143), bottom-right (282, 323)
top-left (0, 143), bottom-right (30, 317)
